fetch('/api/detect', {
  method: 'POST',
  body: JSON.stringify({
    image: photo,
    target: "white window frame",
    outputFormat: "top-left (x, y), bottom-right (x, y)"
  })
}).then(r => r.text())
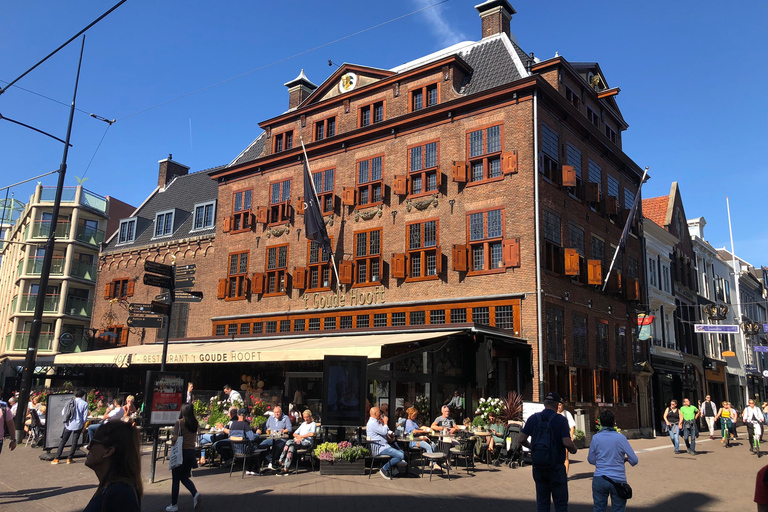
top-left (117, 218), bottom-right (137, 245)
top-left (192, 200), bottom-right (216, 231)
top-left (154, 209), bottom-right (175, 238)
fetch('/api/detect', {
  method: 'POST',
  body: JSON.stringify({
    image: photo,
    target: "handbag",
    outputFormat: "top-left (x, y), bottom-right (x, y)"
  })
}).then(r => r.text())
top-left (602, 475), bottom-right (632, 500)
top-left (168, 423), bottom-right (184, 470)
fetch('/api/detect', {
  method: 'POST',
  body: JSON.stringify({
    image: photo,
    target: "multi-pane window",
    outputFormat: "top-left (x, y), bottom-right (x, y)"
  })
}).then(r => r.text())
top-left (110, 278), bottom-right (130, 299)
top-left (357, 156), bottom-right (383, 206)
top-left (627, 256), bottom-right (639, 280)
top-left (193, 201), bottom-right (216, 230)
top-left (588, 159), bottom-right (602, 203)
top-left (565, 86), bottom-right (580, 109)
top-left (309, 318), bottom-right (320, 331)
top-left (468, 209), bottom-right (503, 272)
top-left (595, 319), bottom-right (609, 368)
top-left (253, 322), bottom-right (263, 334)
top-left (450, 308), bottom-right (467, 323)
top-left (573, 314), bottom-right (588, 366)
top-left (266, 321), bottom-right (277, 333)
top-left (392, 312), bottom-right (406, 326)
top-left (569, 224), bottom-right (585, 255)
top-left (228, 324), bottom-right (237, 336)
top-left (313, 169), bottom-right (335, 214)
top-left (374, 313), bottom-right (387, 327)
top-left (360, 101), bottom-right (384, 127)
top-left (227, 252), bottom-right (249, 299)
top-left (607, 174), bottom-right (620, 205)
top-left (543, 210), bottom-right (563, 273)
top-left (308, 240), bottom-right (332, 290)
top-left (154, 210), bottom-right (174, 237)
top-left (340, 316), bottom-right (353, 329)
top-left (117, 219), bottom-right (136, 244)
top-left (274, 130), bottom-right (293, 152)
top-left (543, 210), bottom-right (561, 244)
top-left (356, 315), bottom-right (370, 328)
top-left (616, 325), bottom-right (627, 370)
top-left (314, 117), bottom-right (336, 141)
top-left (293, 319), bottom-right (305, 332)
top-left (410, 311), bottom-right (426, 325)
top-left (269, 180), bottom-right (292, 225)
top-left (232, 189), bottom-right (252, 231)
top-left (587, 107), bottom-right (599, 127)
top-left (472, 307), bottom-right (490, 325)
top-left (216, 325), bottom-right (226, 336)
top-left (240, 324), bottom-right (250, 335)
top-left (266, 245), bottom-right (288, 295)
top-left (408, 142), bottom-right (439, 195)
top-left (566, 143), bottom-right (583, 197)
top-left (468, 125), bottom-right (502, 183)
top-left (592, 236), bottom-right (605, 268)
top-left (605, 125), bottom-right (617, 144)
top-left (411, 83), bottom-right (438, 111)
top-left (407, 220), bottom-right (438, 279)
top-left (430, 309), bottom-right (446, 324)
top-left (623, 187), bottom-right (635, 210)
top-left (540, 123), bottom-right (559, 182)
top-left (546, 306), bottom-right (564, 362)
top-left (354, 229), bottom-right (381, 284)
top-left (324, 317), bottom-right (336, 330)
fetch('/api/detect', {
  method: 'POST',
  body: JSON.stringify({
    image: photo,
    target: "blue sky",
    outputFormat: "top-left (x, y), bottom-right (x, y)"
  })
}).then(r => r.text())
top-left (1, 1), bottom-right (766, 264)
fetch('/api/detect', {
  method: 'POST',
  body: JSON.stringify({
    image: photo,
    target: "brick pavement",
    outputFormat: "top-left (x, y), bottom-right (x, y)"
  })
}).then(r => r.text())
top-left (0, 435), bottom-right (763, 512)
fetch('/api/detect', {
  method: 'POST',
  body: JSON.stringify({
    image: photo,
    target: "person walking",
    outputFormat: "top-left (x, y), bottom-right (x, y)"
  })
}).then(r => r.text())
top-left (166, 404), bottom-right (202, 512)
top-left (663, 400), bottom-right (682, 454)
top-left (557, 401), bottom-right (576, 476)
top-left (743, 399), bottom-right (765, 449)
top-left (679, 398), bottom-right (700, 455)
top-left (701, 395), bottom-right (718, 439)
top-left (588, 410), bottom-right (638, 512)
top-left (51, 389), bottom-right (89, 464)
top-left (83, 421), bottom-right (142, 512)
top-left (519, 392), bottom-right (577, 512)
top-left (0, 392), bottom-right (16, 455)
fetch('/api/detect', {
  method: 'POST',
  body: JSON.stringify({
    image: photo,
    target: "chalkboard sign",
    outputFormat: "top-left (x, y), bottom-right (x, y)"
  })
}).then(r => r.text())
top-left (44, 393), bottom-right (75, 451)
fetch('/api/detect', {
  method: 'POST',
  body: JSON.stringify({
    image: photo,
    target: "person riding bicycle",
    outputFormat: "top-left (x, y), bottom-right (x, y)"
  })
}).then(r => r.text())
top-left (715, 401), bottom-right (734, 444)
top-left (744, 399), bottom-right (765, 451)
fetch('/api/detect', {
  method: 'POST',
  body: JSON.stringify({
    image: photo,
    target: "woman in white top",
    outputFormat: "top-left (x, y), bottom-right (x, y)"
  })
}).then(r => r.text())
top-left (278, 410), bottom-right (316, 475)
top-left (557, 401), bottom-right (576, 475)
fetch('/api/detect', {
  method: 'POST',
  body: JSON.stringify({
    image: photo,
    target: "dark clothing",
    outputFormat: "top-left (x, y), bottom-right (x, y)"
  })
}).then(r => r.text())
top-left (665, 408), bottom-right (680, 424)
top-left (171, 448), bottom-right (198, 506)
top-left (83, 482), bottom-right (140, 512)
top-left (54, 428), bottom-right (82, 461)
top-left (522, 408), bottom-right (571, 465)
top-left (229, 420), bottom-right (251, 435)
top-left (702, 401), bottom-right (717, 417)
top-left (533, 465), bottom-right (569, 512)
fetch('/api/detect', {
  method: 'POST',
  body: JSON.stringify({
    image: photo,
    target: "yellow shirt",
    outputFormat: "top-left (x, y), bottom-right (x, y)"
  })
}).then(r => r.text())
top-left (721, 409), bottom-right (731, 419)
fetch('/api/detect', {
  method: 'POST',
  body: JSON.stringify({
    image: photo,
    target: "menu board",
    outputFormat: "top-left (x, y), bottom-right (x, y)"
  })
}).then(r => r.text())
top-left (144, 371), bottom-right (188, 426)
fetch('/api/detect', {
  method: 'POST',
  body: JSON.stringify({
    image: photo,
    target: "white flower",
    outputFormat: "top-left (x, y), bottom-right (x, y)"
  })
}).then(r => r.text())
top-left (480, 398), bottom-right (485, 403)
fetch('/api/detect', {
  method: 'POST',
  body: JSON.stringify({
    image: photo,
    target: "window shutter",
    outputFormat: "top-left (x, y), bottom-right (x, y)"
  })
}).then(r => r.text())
top-left (451, 161), bottom-right (466, 183)
top-left (587, 259), bottom-right (602, 285)
top-left (436, 168), bottom-right (442, 187)
top-left (606, 196), bottom-right (618, 216)
top-left (561, 165), bottom-right (576, 187)
top-left (252, 273), bottom-right (265, 294)
top-left (391, 253), bottom-right (407, 279)
top-left (244, 277), bottom-right (251, 297)
top-left (126, 280), bottom-right (135, 297)
top-left (120, 329), bottom-right (129, 346)
top-left (435, 246), bottom-right (442, 274)
top-left (502, 238), bottom-right (521, 268)
top-left (585, 183), bottom-right (600, 203)
top-left (255, 207), bottom-right (268, 224)
top-left (342, 187), bottom-right (355, 206)
top-left (606, 272), bottom-right (621, 293)
top-left (564, 248), bottom-right (580, 276)
top-left (104, 283), bottom-right (113, 300)
top-left (217, 278), bottom-right (227, 299)
top-left (624, 276), bottom-right (639, 300)
top-left (339, 261), bottom-right (353, 284)
top-left (223, 216), bottom-right (232, 233)
top-left (393, 175), bottom-right (407, 196)
top-left (502, 151), bottom-right (518, 175)
top-left (452, 244), bottom-right (468, 272)
top-left (297, 197), bottom-right (305, 215)
top-left (283, 199), bottom-right (293, 220)
top-left (294, 267), bottom-right (306, 290)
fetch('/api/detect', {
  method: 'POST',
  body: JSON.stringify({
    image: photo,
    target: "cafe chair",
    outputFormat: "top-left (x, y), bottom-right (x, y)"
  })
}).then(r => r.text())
top-left (294, 436), bottom-right (318, 474)
top-left (25, 409), bottom-right (44, 448)
top-left (449, 438), bottom-right (476, 475)
top-left (422, 451), bottom-right (450, 481)
top-left (229, 437), bottom-right (264, 479)
top-left (365, 438), bottom-right (392, 479)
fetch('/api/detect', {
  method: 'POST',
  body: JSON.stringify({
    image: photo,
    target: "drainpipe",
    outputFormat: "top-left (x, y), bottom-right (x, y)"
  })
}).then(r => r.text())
top-left (533, 90), bottom-right (544, 400)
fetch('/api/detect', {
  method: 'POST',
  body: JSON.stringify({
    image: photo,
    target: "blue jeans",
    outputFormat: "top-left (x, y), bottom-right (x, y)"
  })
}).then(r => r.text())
top-left (259, 438), bottom-right (287, 462)
top-left (87, 423), bottom-right (101, 442)
top-left (532, 465), bottom-right (568, 512)
top-left (593, 474), bottom-right (626, 512)
top-left (378, 446), bottom-right (404, 472)
top-left (682, 421), bottom-right (696, 452)
top-left (668, 424), bottom-right (680, 451)
top-left (409, 440), bottom-right (434, 453)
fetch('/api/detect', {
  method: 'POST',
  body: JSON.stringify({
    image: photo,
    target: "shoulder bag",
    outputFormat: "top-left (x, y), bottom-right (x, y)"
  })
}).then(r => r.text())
top-left (601, 475), bottom-right (632, 500)
top-left (168, 422), bottom-right (184, 470)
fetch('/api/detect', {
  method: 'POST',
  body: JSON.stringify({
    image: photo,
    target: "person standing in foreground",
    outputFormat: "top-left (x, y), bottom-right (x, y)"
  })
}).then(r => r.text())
top-left (52, 389), bottom-right (89, 464)
top-left (700, 395), bottom-right (718, 439)
top-left (588, 410), bottom-right (638, 512)
top-left (519, 392), bottom-right (577, 512)
top-left (663, 400), bottom-right (681, 453)
top-left (557, 401), bottom-right (576, 476)
top-left (166, 404), bottom-right (201, 512)
top-left (0, 392), bottom-right (16, 455)
top-left (83, 421), bottom-right (142, 512)
top-left (679, 398), bottom-right (700, 455)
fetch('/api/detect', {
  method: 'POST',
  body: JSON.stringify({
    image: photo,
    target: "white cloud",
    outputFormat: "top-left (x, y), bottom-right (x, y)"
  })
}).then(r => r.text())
top-left (413, 0), bottom-right (468, 47)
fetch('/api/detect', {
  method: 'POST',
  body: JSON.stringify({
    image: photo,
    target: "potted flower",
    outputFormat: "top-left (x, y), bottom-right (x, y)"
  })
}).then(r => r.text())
top-left (314, 441), bottom-right (370, 475)
top-left (573, 429), bottom-right (586, 449)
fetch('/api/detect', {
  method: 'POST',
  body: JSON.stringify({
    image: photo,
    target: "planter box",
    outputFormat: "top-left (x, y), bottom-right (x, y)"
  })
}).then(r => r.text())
top-left (573, 439), bottom-right (585, 450)
top-left (319, 459), bottom-right (366, 475)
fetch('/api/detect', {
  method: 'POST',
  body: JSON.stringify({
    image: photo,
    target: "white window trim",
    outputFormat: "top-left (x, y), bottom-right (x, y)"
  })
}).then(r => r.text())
top-left (116, 218), bottom-right (137, 245)
top-left (191, 200), bottom-right (216, 232)
top-left (153, 209), bottom-right (175, 239)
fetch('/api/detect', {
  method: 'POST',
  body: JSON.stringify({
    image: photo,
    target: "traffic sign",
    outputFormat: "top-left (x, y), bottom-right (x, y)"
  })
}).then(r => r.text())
top-left (128, 303), bottom-right (156, 315)
top-left (144, 273), bottom-right (174, 289)
top-left (151, 300), bottom-right (171, 316)
top-left (175, 290), bottom-right (203, 303)
top-left (128, 316), bottom-right (164, 329)
top-left (694, 324), bottom-right (739, 334)
top-left (175, 276), bottom-right (195, 289)
top-left (755, 346), bottom-right (768, 353)
top-left (144, 260), bottom-right (174, 277)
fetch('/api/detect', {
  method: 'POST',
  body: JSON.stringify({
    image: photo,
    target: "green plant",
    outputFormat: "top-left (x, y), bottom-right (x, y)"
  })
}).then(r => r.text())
top-left (314, 441), bottom-right (369, 462)
top-left (502, 391), bottom-right (523, 423)
top-left (472, 415), bottom-right (487, 428)
top-left (252, 415), bottom-right (267, 429)
top-left (206, 407), bottom-right (230, 428)
top-left (193, 399), bottom-right (209, 420)
top-left (475, 397), bottom-right (504, 422)
top-left (574, 429), bottom-right (585, 441)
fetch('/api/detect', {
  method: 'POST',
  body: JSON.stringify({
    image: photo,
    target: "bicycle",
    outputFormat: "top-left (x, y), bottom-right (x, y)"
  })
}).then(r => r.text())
top-left (751, 421), bottom-right (762, 457)
top-left (721, 418), bottom-right (731, 448)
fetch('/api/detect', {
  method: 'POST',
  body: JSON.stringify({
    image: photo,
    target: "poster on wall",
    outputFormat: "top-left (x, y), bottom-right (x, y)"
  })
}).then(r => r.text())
top-left (322, 355), bottom-right (367, 427)
top-left (143, 371), bottom-right (188, 427)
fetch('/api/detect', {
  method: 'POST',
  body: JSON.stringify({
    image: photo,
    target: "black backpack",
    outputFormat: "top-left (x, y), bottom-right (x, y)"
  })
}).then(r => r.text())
top-left (530, 413), bottom-right (559, 469)
top-left (63, 398), bottom-right (75, 424)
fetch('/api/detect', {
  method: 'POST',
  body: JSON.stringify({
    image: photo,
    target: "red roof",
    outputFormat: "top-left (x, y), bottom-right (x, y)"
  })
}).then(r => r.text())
top-left (642, 195), bottom-right (669, 228)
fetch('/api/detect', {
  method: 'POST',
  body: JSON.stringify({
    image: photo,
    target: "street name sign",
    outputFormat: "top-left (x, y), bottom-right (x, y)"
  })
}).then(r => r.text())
top-left (754, 346), bottom-right (768, 353)
top-left (144, 273), bottom-right (174, 289)
top-left (694, 324), bottom-right (739, 334)
top-left (150, 300), bottom-right (171, 316)
top-left (128, 316), bottom-right (164, 329)
top-left (155, 292), bottom-right (170, 302)
top-left (175, 290), bottom-right (203, 303)
top-left (174, 276), bottom-right (195, 289)
top-left (144, 261), bottom-right (174, 277)
top-left (128, 303), bottom-right (155, 315)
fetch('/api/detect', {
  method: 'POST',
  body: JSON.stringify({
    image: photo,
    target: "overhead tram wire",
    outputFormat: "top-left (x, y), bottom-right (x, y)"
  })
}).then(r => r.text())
top-left (117, 0), bottom-right (450, 122)
top-left (80, 122), bottom-right (112, 180)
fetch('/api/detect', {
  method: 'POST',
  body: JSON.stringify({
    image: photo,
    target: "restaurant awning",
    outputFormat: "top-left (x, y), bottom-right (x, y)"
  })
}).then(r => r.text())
top-left (53, 330), bottom-right (462, 367)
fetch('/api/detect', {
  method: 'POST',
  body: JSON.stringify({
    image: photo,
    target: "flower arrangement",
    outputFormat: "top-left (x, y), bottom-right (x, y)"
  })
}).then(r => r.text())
top-left (314, 441), bottom-right (370, 462)
top-left (415, 395), bottom-right (430, 416)
top-left (475, 397), bottom-right (504, 423)
top-left (87, 389), bottom-right (105, 412)
top-left (30, 390), bottom-right (50, 405)
top-left (574, 429), bottom-right (586, 441)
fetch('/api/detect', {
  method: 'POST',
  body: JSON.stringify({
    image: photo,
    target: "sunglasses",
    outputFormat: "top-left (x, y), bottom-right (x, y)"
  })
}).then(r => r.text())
top-left (87, 438), bottom-right (106, 450)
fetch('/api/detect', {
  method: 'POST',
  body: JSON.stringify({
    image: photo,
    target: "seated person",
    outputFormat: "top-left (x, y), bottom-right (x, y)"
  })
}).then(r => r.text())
top-left (122, 395), bottom-right (138, 424)
top-left (23, 396), bottom-right (40, 436)
top-left (277, 409), bottom-right (316, 475)
top-left (431, 405), bottom-right (458, 435)
top-left (87, 398), bottom-right (124, 441)
top-left (198, 408), bottom-right (234, 465)
top-left (36, 405), bottom-right (47, 426)
top-left (256, 406), bottom-right (293, 468)
top-left (405, 407), bottom-right (436, 454)
top-left (367, 407), bottom-right (403, 480)
top-left (487, 412), bottom-right (506, 453)
top-left (380, 403), bottom-right (390, 425)
top-left (214, 408), bottom-right (257, 467)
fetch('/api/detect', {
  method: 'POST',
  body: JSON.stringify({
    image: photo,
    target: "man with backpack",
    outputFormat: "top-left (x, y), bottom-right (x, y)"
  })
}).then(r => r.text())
top-left (51, 389), bottom-right (89, 465)
top-left (519, 392), bottom-right (577, 512)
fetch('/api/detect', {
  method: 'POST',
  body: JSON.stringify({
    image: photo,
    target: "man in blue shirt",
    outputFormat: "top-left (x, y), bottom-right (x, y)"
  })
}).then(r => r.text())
top-left (519, 392), bottom-right (577, 512)
top-left (367, 406), bottom-right (404, 480)
top-left (588, 410), bottom-right (638, 512)
top-left (257, 406), bottom-right (293, 468)
top-left (51, 389), bottom-right (90, 464)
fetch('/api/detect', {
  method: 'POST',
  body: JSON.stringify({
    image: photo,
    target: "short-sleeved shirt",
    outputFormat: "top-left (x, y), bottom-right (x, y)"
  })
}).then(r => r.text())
top-left (522, 408), bottom-right (571, 465)
top-left (405, 419), bottom-right (420, 434)
top-left (83, 482), bottom-right (140, 512)
top-left (432, 416), bottom-right (455, 429)
top-left (680, 405), bottom-right (698, 421)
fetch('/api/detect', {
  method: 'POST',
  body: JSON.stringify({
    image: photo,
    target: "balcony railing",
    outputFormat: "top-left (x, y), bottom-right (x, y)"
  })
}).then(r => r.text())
top-left (76, 224), bottom-right (105, 246)
top-left (11, 331), bottom-right (54, 352)
top-left (64, 296), bottom-right (93, 317)
top-left (81, 190), bottom-right (107, 214)
top-left (24, 256), bottom-right (65, 276)
top-left (19, 294), bottom-right (60, 313)
top-left (11, 295), bottom-right (17, 314)
top-left (70, 259), bottom-right (97, 281)
top-left (28, 220), bottom-right (71, 240)
top-left (41, 187), bottom-right (76, 203)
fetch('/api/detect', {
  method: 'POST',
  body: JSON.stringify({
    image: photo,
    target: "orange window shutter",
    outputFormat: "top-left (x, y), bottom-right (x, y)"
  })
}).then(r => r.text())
top-left (339, 261), bottom-right (353, 284)
top-left (297, 197), bottom-right (305, 215)
top-left (435, 246), bottom-right (443, 274)
top-left (256, 207), bottom-right (268, 224)
top-left (561, 165), bottom-right (576, 187)
top-left (564, 248), bottom-right (580, 275)
top-left (244, 277), bottom-right (251, 296)
top-left (391, 253), bottom-right (406, 279)
top-left (342, 187), bottom-right (355, 206)
top-left (120, 329), bottom-right (129, 345)
top-left (294, 267), bottom-right (306, 290)
top-left (223, 216), bottom-right (232, 233)
top-left (452, 161), bottom-right (466, 183)
top-left (104, 283), bottom-right (113, 299)
top-left (452, 244), bottom-right (468, 272)
top-left (587, 259), bottom-right (602, 285)
top-left (252, 273), bottom-right (265, 294)
top-left (126, 280), bottom-right (135, 297)
top-left (502, 151), bottom-right (518, 175)
top-left (585, 182), bottom-right (600, 203)
top-left (606, 196), bottom-right (618, 215)
top-left (503, 238), bottom-right (521, 268)
top-left (217, 278), bottom-right (227, 299)
top-left (393, 175), bottom-right (407, 195)
top-left (607, 272), bottom-right (621, 293)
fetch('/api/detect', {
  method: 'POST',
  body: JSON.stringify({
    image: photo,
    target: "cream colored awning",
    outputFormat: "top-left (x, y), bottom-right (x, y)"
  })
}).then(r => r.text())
top-left (53, 330), bottom-right (461, 367)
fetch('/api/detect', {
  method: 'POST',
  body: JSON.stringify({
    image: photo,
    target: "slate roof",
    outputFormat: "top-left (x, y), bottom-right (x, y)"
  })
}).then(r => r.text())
top-left (229, 132), bottom-right (266, 167)
top-left (642, 195), bottom-right (669, 228)
top-left (102, 166), bottom-right (223, 254)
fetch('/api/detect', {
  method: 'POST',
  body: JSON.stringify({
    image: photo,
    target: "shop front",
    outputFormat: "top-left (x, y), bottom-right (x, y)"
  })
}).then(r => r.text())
top-left (650, 346), bottom-right (685, 432)
top-left (704, 358), bottom-right (728, 405)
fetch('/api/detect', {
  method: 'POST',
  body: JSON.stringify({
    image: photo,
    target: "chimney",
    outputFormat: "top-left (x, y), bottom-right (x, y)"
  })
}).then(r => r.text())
top-left (284, 69), bottom-right (317, 110)
top-left (687, 216), bottom-right (706, 240)
top-left (158, 154), bottom-right (189, 189)
top-left (475, 0), bottom-right (516, 40)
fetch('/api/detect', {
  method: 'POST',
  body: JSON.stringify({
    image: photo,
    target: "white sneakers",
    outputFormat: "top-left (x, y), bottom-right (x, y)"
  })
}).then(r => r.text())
top-left (193, 492), bottom-right (202, 510)
top-left (165, 506), bottom-right (178, 512)
top-left (267, 462), bottom-right (274, 470)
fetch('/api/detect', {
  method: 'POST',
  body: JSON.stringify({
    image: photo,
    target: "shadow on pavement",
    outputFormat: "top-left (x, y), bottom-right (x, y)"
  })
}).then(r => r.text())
top-left (0, 484), bottom-right (96, 504)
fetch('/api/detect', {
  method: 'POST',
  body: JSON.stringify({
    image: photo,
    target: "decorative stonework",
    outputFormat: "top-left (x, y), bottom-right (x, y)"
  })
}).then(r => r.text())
top-left (265, 225), bottom-right (290, 238)
top-left (354, 205), bottom-right (383, 222)
top-left (405, 194), bottom-right (439, 212)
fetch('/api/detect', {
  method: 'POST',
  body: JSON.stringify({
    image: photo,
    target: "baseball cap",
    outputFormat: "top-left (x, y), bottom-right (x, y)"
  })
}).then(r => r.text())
top-left (544, 392), bottom-right (562, 403)
top-left (238, 408), bottom-right (247, 416)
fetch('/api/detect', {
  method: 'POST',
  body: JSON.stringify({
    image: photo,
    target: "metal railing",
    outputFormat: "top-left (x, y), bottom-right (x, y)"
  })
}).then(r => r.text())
top-left (12, 331), bottom-right (54, 352)
top-left (28, 220), bottom-right (71, 239)
top-left (41, 186), bottom-right (76, 203)
top-left (24, 256), bottom-right (65, 276)
top-left (76, 224), bottom-right (105, 246)
top-left (18, 293), bottom-right (60, 313)
top-left (64, 296), bottom-right (93, 317)
top-left (70, 259), bottom-right (97, 281)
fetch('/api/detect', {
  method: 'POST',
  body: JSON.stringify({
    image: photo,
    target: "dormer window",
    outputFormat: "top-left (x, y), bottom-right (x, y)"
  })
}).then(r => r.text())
top-left (411, 83), bottom-right (438, 112)
top-left (193, 201), bottom-right (216, 230)
top-left (117, 219), bottom-right (136, 244)
top-left (274, 130), bottom-right (294, 152)
top-left (360, 101), bottom-right (384, 127)
top-left (154, 210), bottom-right (175, 237)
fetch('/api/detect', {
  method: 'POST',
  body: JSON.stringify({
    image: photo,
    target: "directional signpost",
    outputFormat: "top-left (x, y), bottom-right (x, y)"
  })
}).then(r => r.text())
top-left (174, 264), bottom-right (196, 289)
top-left (175, 290), bottom-right (203, 303)
top-left (694, 324), bottom-right (740, 334)
top-left (754, 346), bottom-right (768, 353)
top-left (144, 272), bottom-right (174, 289)
top-left (127, 316), bottom-right (164, 329)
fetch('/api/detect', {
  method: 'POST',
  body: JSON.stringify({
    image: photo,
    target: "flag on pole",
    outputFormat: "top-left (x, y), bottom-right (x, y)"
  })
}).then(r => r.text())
top-left (618, 167), bottom-right (648, 250)
top-left (302, 152), bottom-right (331, 253)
